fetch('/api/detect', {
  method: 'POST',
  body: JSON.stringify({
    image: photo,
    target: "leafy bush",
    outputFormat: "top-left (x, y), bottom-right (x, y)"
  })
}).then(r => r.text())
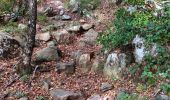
top-left (98, 0), bottom-right (170, 89)
top-left (161, 83), bottom-right (170, 95)
top-left (0, 0), bottom-right (16, 14)
top-left (37, 14), bottom-right (47, 24)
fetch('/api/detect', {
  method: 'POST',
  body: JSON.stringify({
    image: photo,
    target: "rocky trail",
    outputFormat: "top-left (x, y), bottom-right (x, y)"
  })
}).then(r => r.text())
top-left (0, 0), bottom-right (169, 100)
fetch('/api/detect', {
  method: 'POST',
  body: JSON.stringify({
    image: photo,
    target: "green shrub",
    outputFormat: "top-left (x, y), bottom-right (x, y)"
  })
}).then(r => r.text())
top-left (98, 0), bottom-right (170, 88)
top-left (37, 14), bottom-right (47, 24)
top-left (0, 0), bottom-right (16, 14)
top-left (161, 83), bottom-right (170, 95)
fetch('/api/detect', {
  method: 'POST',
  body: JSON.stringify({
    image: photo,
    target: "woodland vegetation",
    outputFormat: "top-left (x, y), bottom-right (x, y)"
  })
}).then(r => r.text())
top-left (0, 0), bottom-right (169, 100)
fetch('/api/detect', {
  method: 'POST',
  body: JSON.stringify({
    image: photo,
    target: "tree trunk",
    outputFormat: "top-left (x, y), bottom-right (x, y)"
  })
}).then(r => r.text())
top-left (20, 0), bottom-right (37, 75)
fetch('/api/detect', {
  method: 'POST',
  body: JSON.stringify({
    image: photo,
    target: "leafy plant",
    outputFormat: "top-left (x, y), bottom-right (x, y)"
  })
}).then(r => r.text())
top-left (0, 0), bottom-right (16, 14)
top-left (15, 91), bottom-right (25, 99)
top-left (37, 96), bottom-right (44, 100)
top-left (19, 75), bottom-right (29, 83)
top-left (37, 14), bottom-right (47, 24)
top-left (161, 83), bottom-right (170, 95)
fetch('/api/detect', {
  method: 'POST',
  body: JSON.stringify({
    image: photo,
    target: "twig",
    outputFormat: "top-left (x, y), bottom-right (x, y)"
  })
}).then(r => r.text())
top-left (28, 65), bottom-right (39, 88)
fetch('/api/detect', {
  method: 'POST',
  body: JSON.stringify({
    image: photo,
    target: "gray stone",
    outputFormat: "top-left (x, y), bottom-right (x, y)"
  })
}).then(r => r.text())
top-left (56, 61), bottom-right (75, 74)
top-left (79, 29), bottom-right (98, 47)
top-left (132, 35), bottom-right (158, 64)
top-left (71, 50), bottom-right (82, 63)
top-left (18, 24), bottom-right (27, 31)
top-left (154, 94), bottom-right (170, 100)
top-left (42, 80), bottom-right (50, 91)
top-left (52, 29), bottom-right (72, 44)
top-left (87, 94), bottom-right (101, 100)
top-left (19, 97), bottom-right (28, 100)
top-left (81, 24), bottom-right (94, 30)
top-left (67, 25), bottom-right (80, 32)
top-left (0, 31), bottom-right (20, 59)
top-left (103, 52), bottom-right (126, 79)
top-left (79, 54), bottom-right (91, 73)
top-left (50, 89), bottom-right (83, 100)
top-left (47, 41), bottom-right (57, 47)
top-left (91, 58), bottom-right (105, 74)
top-left (100, 83), bottom-right (113, 92)
top-left (44, 0), bottom-right (64, 16)
top-left (132, 35), bottom-right (145, 64)
top-left (34, 46), bottom-right (61, 62)
top-left (62, 15), bottom-right (71, 20)
top-left (36, 32), bottom-right (51, 42)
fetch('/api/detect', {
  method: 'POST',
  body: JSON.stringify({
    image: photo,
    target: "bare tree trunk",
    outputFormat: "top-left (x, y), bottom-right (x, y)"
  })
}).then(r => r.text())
top-left (20, 0), bottom-right (37, 75)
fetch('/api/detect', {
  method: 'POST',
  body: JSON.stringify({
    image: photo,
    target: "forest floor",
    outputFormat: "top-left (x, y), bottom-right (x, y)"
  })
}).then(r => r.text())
top-left (0, 0), bottom-right (159, 100)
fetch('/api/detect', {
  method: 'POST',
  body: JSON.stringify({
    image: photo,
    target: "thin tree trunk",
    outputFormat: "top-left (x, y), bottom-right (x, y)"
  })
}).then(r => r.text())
top-left (21, 0), bottom-right (37, 75)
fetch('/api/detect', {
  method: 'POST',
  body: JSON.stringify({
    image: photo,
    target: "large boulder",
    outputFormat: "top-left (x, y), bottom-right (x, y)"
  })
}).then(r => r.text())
top-left (56, 61), bottom-right (75, 74)
top-left (79, 54), bottom-right (91, 73)
top-left (35, 32), bottom-right (51, 42)
top-left (44, 0), bottom-right (64, 16)
top-left (154, 94), bottom-right (170, 100)
top-left (50, 89), bottom-right (84, 100)
top-left (91, 58), bottom-right (105, 74)
top-left (34, 46), bottom-right (61, 62)
top-left (52, 29), bottom-right (73, 44)
top-left (0, 31), bottom-right (20, 59)
top-left (79, 29), bottom-right (98, 47)
top-left (132, 35), bottom-right (145, 64)
top-left (103, 52), bottom-right (126, 79)
top-left (132, 35), bottom-right (158, 64)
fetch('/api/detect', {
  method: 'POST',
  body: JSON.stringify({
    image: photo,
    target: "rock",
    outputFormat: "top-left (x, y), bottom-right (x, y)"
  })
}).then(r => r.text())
top-left (42, 79), bottom-right (51, 91)
top-left (67, 25), bottom-right (81, 32)
top-left (132, 35), bottom-right (145, 64)
top-left (50, 89), bottom-right (83, 100)
top-left (41, 24), bottom-right (57, 32)
top-left (79, 29), bottom-right (98, 47)
top-left (36, 32), bottom-right (51, 42)
top-left (62, 14), bottom-right (71, 20)
top-left (18, 24), bottom-right (27, 31)
top-left (87, 94), bottom-right (101, 100)
top-left (103, 52), bottom-right (126, 79)
top-left (44, 0), bottom-right (64, 16)
top-left (56, 61), bottom-right (75, 74)
top-left (47, 41), bottom-right (57, 47)
top-left (154, 94), bottom-right (170, 100)
top-left (69, 0), bottom-right (78, 6)
top-left (71, 50), bottom-right (82, 63)
top-left (0, 31), bottom-right (20, 59)
top-left (81, 24), bottom-right (94, 31)
top-left (52, 29), bottom-right (72, 44)
top-left (19, 97), bottom-right (28, 100)
top-left (91, 58), bottom-right (105, 74)
top-left (13, 35), bottom-right (26, 47)
top-left (132, 35), bottom-right (158, 64)
top-left (100, 83), bottom-right (113, 92)
top-left (34, 46), bottom-right (61, 62)
top-left (79, 54), bottom-right (91, 73)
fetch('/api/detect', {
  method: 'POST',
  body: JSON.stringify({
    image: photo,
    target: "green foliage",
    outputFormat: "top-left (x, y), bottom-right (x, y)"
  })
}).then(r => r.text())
top-left (161, 83), bottom-right (170, 95)
top-left (2, 22), bottom-right (19, 34)
top-left (117, 92), bottom-right (148, 100)
top-left (124, 0), bottom-right (145, 5)
top-left (37, 14), bottom-right (47, 24)
top-left (0, 0), bottom-right (16, 14)
top-left (99, 0), bottom-right (170, 93)
top-left (19, 75), bottom-right (29, 83)
top-left (15, 91), bottom-right (26, 99)
top-left (37, 96), bottom-right (44, 100)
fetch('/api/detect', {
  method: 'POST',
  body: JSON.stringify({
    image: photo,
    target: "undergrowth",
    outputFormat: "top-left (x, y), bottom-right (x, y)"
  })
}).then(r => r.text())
top-left (98, 0), bottom-right (170, 95)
